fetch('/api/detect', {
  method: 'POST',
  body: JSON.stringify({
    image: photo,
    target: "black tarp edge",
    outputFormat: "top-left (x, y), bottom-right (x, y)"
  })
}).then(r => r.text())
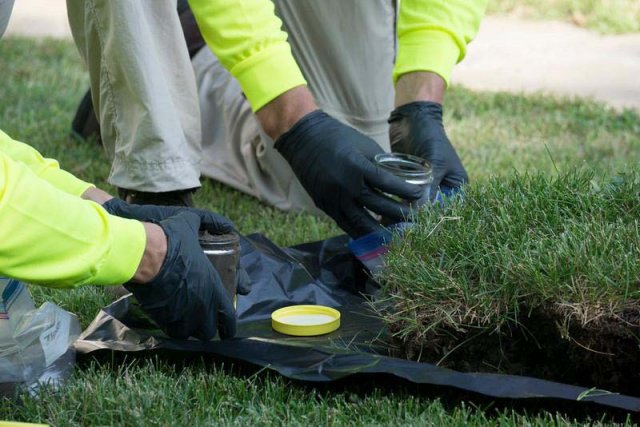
top-left (74, 306), bottom-right (640, 412)
top-left (74, 233), bottom-right (640, 413)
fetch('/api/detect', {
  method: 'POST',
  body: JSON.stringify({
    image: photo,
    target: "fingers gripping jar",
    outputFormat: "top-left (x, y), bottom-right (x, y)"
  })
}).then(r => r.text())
top-left (374, 152), bottom-right (433, 208)
top-left (348, 153), bottom-right (432, 274)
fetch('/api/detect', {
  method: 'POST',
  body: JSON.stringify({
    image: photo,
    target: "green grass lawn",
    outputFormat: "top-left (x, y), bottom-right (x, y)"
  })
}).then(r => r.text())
top-left (489, 0), bottom-right (640, 34)
top-left (378, 170), bottom-right (640, 389)
top-left (1, 38), bottom-right (639, 425)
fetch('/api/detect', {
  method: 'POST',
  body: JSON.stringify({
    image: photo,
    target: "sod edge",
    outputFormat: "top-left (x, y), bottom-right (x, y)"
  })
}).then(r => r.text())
top-left (376, 170), bottom-right (640, 394)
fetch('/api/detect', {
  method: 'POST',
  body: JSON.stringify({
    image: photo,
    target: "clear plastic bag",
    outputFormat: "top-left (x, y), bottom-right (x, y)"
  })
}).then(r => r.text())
top-left (0, 277), bottom-right (80, 397)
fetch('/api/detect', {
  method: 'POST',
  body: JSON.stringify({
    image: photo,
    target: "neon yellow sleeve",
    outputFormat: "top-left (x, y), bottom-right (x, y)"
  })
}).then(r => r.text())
top-left (0, 150), bottom-right (146, 288)
top-left (188, 0), bottom-right (307, 112)
top-left (394, 0), bottom-right (489, 86)
top-left (0, 129), bottom-right (93, 197)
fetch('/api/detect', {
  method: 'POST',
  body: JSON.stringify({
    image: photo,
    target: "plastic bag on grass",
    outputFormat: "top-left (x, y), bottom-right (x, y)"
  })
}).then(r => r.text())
top-left (0, 277), bottom-right (80, 397)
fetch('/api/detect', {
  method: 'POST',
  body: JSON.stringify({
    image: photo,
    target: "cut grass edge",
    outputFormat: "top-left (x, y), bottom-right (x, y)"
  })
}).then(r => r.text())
top-left (373, 168), bottom-right (640, 390)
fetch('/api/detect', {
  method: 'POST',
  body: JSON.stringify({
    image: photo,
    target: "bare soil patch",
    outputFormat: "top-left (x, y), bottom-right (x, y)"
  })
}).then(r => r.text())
top-left (392, 302), bottom-right (640, 394)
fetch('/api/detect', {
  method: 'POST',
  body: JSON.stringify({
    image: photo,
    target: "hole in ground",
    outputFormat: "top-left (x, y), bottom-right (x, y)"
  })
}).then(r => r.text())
top-left (392, 303), bottom-right (640, 396)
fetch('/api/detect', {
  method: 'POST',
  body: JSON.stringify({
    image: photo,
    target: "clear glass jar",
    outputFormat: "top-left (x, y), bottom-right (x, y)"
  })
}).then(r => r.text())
top-left (199, 232), bottom-right (241, 308)
top-left (374, 152), bottom-right (433, 207)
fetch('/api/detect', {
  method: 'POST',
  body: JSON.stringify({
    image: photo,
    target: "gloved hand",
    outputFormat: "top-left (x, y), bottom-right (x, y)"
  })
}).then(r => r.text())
top-left (275, 110), bottom-right (422, 238)
top-left (103, 197), bottom-right (234, 236)
top-left (125, 211), bottom-right (236, 340)
top-left (105, 198), bottom-right (252, 297)
top-left (388, 101), bottom-right (468, 199)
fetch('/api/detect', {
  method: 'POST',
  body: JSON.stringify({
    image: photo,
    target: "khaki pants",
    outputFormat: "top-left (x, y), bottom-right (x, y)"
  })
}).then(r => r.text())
top-left (67, 0), bottom-right (202, 192)
top-left (0, 0), bottom-right (15, 38)
top-left (68, 0), bottom-right (396, 212)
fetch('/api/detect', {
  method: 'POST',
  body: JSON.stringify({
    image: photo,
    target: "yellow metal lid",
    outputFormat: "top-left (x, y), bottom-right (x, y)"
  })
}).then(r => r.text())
top-left (271, 305), bottom-right (341, 336)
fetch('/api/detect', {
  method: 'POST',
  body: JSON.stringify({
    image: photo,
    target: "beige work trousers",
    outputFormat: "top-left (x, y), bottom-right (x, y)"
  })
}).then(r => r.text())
top-left (0, 0), bottom-right (14, 38)
top-left (67, 0), bottom-right (202, 192)
top-left (68, 0), bottom-right (397, 212)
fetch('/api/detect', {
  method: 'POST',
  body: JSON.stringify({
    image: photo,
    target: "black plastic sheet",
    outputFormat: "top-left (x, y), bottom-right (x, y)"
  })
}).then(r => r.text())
top-left (75, 234), bottom-right (640, 413)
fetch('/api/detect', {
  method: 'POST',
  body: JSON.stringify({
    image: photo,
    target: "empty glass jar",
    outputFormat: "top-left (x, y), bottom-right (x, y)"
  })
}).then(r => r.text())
top-left (199, 232), bottom-right (241, 308)
top-left (374, 152), bottom-right (433, 207)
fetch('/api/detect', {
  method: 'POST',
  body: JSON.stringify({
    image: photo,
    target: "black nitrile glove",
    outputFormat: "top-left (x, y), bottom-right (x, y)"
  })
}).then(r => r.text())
top-left (125, 211), bottom-right (236, 340)
top-left (275, 110), bottom-right (422, 238)
top-left (389, 102), bottom-right (468, 199)
top-left (103, 197), bottom-right (234, 236)
top-left (235, 267), bottom-right (251, 295)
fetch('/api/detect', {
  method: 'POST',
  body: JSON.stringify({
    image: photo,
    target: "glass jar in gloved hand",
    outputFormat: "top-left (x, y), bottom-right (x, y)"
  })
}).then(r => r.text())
top-left (103, 198), bottom-right (250, 339)
top-left (374, 152), bottom-right (433, 209)
top-left (349, 152), bottom-right (458, 275)
top-left (103, 196), bottom-right (251, 299)
top-left (274, 110), bottom-right (423, 239)
top-left (199, 231), bottom-right (242, 308)
top-left (123, 212), bottom-right (237, 340)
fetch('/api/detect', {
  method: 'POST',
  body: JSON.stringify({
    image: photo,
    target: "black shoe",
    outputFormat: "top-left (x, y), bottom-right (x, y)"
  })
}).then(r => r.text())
top-left (117, 188), bottom-right (197, 207)
top-left (70, 89), bottom-right (102, 146)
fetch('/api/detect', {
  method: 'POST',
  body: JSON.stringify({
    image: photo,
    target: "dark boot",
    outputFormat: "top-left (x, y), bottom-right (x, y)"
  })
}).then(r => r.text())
top-left (117, 188), bottom-right (197, 207)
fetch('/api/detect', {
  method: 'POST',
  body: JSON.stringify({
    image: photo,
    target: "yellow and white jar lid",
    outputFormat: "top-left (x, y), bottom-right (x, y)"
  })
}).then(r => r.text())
top-left (271, 305), bottom-right (340, 336)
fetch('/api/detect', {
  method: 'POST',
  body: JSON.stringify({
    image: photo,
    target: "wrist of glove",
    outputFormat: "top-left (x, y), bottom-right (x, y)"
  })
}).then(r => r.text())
top-left (275, 110), bottom-right (422, 238)
top-left (103, 197), bottom-right (235, 236)
top-left (388, 101), bottom-right (468, 197)
top-left (124, 212), bottom-right (237, 341)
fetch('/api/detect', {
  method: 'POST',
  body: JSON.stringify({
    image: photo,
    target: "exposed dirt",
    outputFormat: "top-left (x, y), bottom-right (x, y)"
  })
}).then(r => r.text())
top-left (392, 301), bottom-right (640, 395)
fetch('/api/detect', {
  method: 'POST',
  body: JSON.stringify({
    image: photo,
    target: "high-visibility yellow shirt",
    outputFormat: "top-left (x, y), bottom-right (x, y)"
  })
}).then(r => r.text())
top-left (188, 0), bottom-right (488, 111)
top-left (0, 129), bottom-right (146, 288)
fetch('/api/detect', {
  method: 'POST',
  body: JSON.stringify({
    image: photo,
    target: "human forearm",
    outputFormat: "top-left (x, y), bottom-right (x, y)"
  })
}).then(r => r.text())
top-left (81, 186), bottom-right (114, 204)
top-left (131, 223), bottom-right (167, 284)
top-left (0, 151), bottom-right (146, 287)
top-left (394, 0), bottom-right (488, 86)
top-left (0, 129), bottom-right (93, 196)
top-left (255, 85), bottom-right (317, 140)
top-left (188, 0), bottom-right (307, 112)
top-left (395, 72), bottom-right (446, 107)
top-left (79, 193), bottom-right (168, 284)
top-left (391, 1), bottom-right (485, 193)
